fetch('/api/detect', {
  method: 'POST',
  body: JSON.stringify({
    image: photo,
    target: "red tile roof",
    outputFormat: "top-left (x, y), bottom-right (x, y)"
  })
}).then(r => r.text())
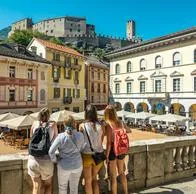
top-left (35, 38), bottom-right (84, 58)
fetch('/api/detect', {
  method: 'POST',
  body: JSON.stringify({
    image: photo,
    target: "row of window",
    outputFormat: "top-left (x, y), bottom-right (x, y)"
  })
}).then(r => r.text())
top-left (53, 88), bottom-right (80, 98)
top-left (9, 89), bottom-right (33, 102)
top-left (91, 83), bottom-right (107, 93)
top-left (91, 70), bottom-right (107, 80)
top-left (53, 67), bottom-right (79, 81)
top-left (9, 67), bottom-right (33, 79)
top-left (114, 77), bottom-right (196, 94)
top-left (52, 53), bottom-right (79, 66)
top-left (115, 50), bottom-right (196, 74)
top-left (91, 95), bottom-right (107, 103)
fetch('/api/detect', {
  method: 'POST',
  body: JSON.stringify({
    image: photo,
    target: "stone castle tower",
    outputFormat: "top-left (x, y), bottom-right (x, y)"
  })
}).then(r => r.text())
top-left (126, 20), bottom-right (136, 40)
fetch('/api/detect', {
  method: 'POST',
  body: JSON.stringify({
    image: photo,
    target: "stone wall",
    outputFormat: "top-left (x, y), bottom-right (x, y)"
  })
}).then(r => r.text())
top-left (0, 136), bottom-right (196, 194)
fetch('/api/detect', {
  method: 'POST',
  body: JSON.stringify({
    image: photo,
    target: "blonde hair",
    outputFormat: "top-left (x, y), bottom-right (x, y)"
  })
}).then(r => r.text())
top-left (104, 105), bottom-right (121, 128)
top-left (64, 115), bottom-right (75, 129)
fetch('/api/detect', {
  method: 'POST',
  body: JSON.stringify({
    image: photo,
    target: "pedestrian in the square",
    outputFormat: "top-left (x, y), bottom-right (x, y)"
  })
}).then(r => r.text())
top-left (28, 108), bottom-right (58, 194)
top-left (49, 115), bottom-right (85, 194)
top-left (79, 104), bottom-right (105, 194)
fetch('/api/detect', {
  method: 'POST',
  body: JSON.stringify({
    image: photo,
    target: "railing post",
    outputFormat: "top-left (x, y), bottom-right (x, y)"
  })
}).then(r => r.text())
top-left (188, 145), bottom-right (195, 168)
top-left (99, 162), bottom-right (107, 193)
top-left (127, 153), bottom-right (134, 181)
top-left (182, 146), bottom-right (189, 170)
top-left (164, 148), bottom-right (174, 174)
top-left (174, 147), bottom-right (183, 171)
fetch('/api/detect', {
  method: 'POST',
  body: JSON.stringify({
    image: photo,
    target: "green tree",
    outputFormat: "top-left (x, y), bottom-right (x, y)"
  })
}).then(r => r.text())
top-left (93, 48), bottom-right (106, 60)
top-left (9, 29), bottom-right (49, 46)
top-left (49, 37), bottom-right (64, 45)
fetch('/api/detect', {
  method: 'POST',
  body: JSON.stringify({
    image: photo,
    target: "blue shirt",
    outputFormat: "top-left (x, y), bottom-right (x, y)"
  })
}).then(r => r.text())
top-left (49, 130), bottom-right (85, 170)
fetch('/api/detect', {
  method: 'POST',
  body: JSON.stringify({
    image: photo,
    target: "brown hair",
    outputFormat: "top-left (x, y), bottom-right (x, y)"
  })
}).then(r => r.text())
top-left (85, 104), bottom-right (98, 123)
top-left (39, 108), bottom-right (50, 122)
top-left (104, 105), bottom-right (122, 128)
top-left (64, 115), bottom-right (75, 129)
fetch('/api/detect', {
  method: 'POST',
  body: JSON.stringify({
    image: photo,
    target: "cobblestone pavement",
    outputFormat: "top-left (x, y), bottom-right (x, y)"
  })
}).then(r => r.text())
top-left (132, 177), bottom-right (196, 194)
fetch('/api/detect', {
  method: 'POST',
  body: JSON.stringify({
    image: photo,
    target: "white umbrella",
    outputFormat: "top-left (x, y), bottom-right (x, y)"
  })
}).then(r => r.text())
top-left (126, 111), bottom-right (156, 120)
top-left (0, 115), bottom-right (35, 130)
top-left (72, 111), bottom-right (85, 120)
top-left (50, 110), bottom-right (74, 123)
top-left (149, 113), bottom-right (190, 123)
top-left (30, 112), bottom-right (40, 120)
top-left (97, 110), bottom-right (105, 116)
top-left (0, 112), bottom-right (20, 122)
top-left (117, 110), bottom-right (133, 117)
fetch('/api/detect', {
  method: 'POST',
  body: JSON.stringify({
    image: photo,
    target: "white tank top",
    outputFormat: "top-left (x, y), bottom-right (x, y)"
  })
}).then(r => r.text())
top-left (82, 122), bottom-right (104, 154)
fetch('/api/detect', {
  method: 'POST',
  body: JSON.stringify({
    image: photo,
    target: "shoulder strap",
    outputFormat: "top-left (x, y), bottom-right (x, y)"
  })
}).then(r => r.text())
top-left (84, 123), bottom-right (94, 152)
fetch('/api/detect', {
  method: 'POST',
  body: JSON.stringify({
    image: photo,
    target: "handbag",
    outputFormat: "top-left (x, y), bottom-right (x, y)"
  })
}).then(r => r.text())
top-left (84, 124), bottom-right (106, 165)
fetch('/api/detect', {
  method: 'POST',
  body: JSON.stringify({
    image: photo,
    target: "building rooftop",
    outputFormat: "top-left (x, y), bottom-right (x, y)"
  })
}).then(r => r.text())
top-left (0, 43), bottom-right (50, 64)
top-left (86, 55), bottom-right (109, 69)
top-left (33, 38), bottom-right (84, 58)
top-left (107, 26), bottom-right (196, 58)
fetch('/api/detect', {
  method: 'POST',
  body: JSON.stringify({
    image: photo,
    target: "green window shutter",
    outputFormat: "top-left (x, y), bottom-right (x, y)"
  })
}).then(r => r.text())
top-left (58, 67), bottom-right (61, 78)
top-left (73, 89), bottom-right (75, 98)
top-left (52, 66), bottom-right (54, 78)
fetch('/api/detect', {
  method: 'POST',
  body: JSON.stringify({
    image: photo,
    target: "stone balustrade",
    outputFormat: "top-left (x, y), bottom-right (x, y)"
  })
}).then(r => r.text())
top-left (0, 136), bottom-right (196, 194)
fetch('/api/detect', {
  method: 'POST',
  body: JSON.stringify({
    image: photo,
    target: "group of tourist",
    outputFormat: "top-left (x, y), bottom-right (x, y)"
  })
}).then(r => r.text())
top-left (27, 105), bottom-right (129, 194)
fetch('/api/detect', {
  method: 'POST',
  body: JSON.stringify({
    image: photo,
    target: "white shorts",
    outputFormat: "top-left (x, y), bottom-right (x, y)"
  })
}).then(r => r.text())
top-left (27, 156), bottom-right (54, 180)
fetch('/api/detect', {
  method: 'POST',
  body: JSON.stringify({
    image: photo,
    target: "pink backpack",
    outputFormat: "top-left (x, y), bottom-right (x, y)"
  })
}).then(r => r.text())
top-left (112, 125), bottom-right (129, 156)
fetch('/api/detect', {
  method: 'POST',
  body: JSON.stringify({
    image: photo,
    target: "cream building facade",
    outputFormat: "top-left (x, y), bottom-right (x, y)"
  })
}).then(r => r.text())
top-left (27, 38), bottom-right (86, 113)
top-left (107, 27), bottom-right (196, 120)
top-left (0, 43), bottom-right (50, 114)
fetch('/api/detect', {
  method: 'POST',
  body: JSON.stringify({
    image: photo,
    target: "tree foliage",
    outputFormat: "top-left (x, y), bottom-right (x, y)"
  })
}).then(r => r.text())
top-left (49, 37), bottom-right (64, 45)
top-left (93, 48), bottom-right (106, 60)
top-left (9, 30), bottom-right (49, 46)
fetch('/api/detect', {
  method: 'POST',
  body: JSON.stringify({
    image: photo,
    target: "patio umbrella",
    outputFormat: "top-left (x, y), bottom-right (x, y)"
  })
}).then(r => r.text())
top-left (0, 112), bottom-right (20, 122)
top-left (49, 110), bottom-right (74, 123)
top-left (72, 111), bottom-right (85, 120)
top-left (117, 110), bottom-right (133, 117)
top-left (0, 115), bottom-right (35, 130)
top-left (30, 112), bottom-right (40, 120)
top-left (126, 111), bottom-right (156, 120)
top-left (149, 113), bottom-right (190, 123)
top-left (97, 110), bottom-right (105, 116)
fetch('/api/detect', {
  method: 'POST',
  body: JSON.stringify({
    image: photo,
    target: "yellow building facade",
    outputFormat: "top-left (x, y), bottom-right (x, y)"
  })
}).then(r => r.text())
top-left (28, 38), bottom-right (86, 113)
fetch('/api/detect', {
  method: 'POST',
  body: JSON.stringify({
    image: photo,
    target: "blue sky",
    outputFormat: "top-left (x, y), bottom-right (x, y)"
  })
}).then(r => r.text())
top-left (0, 0), bottom-right (196, 40)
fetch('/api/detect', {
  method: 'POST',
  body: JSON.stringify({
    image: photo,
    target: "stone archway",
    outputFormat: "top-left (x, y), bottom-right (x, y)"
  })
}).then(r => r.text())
top-left (189, 104), bottom-right (196, 120)
top-left (114, 102), bottom-right (122, 111)
top-left (136, 102), bottom-right (149, 112)
top-left (152, 103), bottom-right (166, 115)
top-left (169, 103), bottom-right (186, 116)
top-left (124, 102), bottom-right (135, 112)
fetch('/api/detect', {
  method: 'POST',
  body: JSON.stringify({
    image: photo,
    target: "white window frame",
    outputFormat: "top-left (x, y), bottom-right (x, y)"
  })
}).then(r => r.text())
top-left (155, 80), bottom-right (162, 92)
top-left (115, 83), bottom-right (120, 94)
top-left (140, 81), bottom-right (145, 93)
top-left (127, 82), bottom-right (132, 94)
top-left (173, 78), bottom-right (180, 92)
top-left (140, 59), bottom-right (146, 71)
top-left (127, 61), bottom-right (132, 73)
top-left (173, 52), bottom-right (181, 66)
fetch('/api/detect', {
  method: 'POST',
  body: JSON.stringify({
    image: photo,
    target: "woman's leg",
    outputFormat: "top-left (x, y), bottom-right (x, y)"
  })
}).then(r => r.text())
top-left (69, 166), bottom-right (83, 194)
top-left (109, 160), bottom-right (117, 194)
top-left (92, 163), bottom-right (103, 194)
top-left (57, 165), bottom-right (70, 194)
top-left (117, 159), bottom-right (128, 194)
top-left (31, 176), bottom-right (41, 194)
top-left (41, 177), bottom-right (52, 194)
top-left (83, 166), bottom-right (93, 194)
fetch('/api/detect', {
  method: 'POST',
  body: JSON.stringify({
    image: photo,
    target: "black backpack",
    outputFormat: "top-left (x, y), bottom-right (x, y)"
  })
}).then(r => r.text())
top-left (29, 122), bottom-right (51, 157)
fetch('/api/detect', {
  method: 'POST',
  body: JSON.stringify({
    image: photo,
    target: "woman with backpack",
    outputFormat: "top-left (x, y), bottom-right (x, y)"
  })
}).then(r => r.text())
top-left (79, 105), bottom-right (105, 194)
top-left (104, 105), bottom-right (129, 194)
top-left (28, 108), bottom-right (58, 194)
top-left (49, 115), bottom-right (85, 194)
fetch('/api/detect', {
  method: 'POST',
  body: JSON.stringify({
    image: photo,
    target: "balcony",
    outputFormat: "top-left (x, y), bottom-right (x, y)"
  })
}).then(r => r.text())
top-left (71, 64), bottom-right (82, 71)
top-left (74, 79), bottom-right (79, 85)
top-left (63, 96), bottom-right (72, 104)
top-left (51, 60), bottom-right (62, 66)
top-left (1, 136), bottom-right (196, 193)
top-left (53, 76), bottom-right (59, 82)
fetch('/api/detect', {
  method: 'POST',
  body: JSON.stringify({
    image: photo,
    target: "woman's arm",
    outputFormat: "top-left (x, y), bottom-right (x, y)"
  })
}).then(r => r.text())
top-left (49, 135), bottom-right (61, 163)
top-left (105, 125), bottom-right (112, 160)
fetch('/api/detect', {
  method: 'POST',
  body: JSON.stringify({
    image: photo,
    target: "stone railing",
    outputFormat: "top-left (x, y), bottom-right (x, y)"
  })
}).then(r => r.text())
top-left (0, 136), bottom-right (196, 194)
